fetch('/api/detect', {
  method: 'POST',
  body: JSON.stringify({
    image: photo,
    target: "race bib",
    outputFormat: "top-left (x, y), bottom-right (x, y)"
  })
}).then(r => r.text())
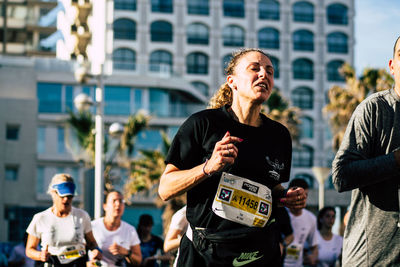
top-left (285, 244), bottom-right (302, 261)
top-left (57, 244), bottom-right (86, 264)
top-left (212, 172), bottom-right (272, 227)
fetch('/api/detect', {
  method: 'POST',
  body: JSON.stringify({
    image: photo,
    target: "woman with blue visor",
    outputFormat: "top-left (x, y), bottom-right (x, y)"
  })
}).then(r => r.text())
top-left (25, 173), bottom-right (102, 267)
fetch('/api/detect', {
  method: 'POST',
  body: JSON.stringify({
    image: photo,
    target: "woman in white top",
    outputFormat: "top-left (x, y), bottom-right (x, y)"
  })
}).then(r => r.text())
top-left (26, 173), bottom-right (102, 267)
top-left (316, 207), bottom-right (343, 267)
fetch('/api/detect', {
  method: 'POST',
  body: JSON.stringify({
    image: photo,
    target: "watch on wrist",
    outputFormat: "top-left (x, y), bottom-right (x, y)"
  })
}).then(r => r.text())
top-left (125, 249), bottom-right (131, 257)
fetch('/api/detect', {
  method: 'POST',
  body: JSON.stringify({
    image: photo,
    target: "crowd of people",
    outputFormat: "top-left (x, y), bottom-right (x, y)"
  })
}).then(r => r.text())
top-left (3, 36), bottom-right (400, 267)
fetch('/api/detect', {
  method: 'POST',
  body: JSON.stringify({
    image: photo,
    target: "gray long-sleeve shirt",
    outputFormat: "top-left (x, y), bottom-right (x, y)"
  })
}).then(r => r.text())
top-left (332, 88), bottom-right (400, 267)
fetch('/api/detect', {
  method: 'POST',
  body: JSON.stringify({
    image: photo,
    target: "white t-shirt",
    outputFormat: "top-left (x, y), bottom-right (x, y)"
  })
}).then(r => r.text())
top-left (91, 218), bottom-right (140, 267)
top-left (284, 209), bottom-right (318, 267)
top-left (169, 206), bottom-right (188, 267)
top-left (169, 206), bottom-right (188, 234)
top-left (26, 207), bottom-right (92, 263)
top-left (316, 231), bottom-right (343, 267)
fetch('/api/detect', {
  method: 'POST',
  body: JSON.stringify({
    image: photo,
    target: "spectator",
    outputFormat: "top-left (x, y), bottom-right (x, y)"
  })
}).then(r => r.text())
top-left (275, 206), bottom-right (294, 266)
top-left (316, 207), bottom-right (342, 267)
top-left (8, 233), bottom-right (34, 267)
top-left (137, 215), bottom-right (171, 267)
top-left (91, 191), bottom-right (142, 266)
top-left (284, 178), bottom-right (318, 267)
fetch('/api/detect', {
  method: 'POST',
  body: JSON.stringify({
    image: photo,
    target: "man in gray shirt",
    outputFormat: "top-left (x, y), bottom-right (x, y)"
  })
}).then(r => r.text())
top-left (332, 36), bottom-right (400, 266)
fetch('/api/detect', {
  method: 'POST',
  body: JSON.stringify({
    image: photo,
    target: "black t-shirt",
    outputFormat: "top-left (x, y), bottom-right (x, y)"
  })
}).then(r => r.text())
top-left (165, 106), bottom-right (292, 231)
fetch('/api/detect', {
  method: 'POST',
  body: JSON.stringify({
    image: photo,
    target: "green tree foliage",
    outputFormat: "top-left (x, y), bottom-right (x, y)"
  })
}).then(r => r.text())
top-left (265, 90), bottom-right (301, 144)
top-left (323, 63), bottom-right (394, 151)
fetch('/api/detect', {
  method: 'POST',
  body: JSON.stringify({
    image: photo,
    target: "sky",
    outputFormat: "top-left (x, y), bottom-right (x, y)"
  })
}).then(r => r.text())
top-left (354, 0), bottom-right (400, 75)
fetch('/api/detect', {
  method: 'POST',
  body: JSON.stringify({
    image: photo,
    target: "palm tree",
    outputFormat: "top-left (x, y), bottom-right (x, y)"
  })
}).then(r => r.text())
top-left (323, 63), bottom-right (394, 151)
top-left (65, 110), bottom-right (150, 190)
top-left (265, 90), bottom-right (301, 144)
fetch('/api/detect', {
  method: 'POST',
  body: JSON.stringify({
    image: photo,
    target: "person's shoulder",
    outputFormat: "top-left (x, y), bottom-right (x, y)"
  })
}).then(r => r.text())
top-left (333, 233), bottom-right (343, 243)
top-left (72, 207), bottom-right (91, 218)
top-left (303, 209), bottom-right (317, 220)
top-left (121, 220), bottom-right (137, 231)
top-left (33, 207), bottom-right (52, 219)
top-left (358, 89), bottom-right (394, 110)
top-left (91, 217), bottom-right (103, 227)
top-left (189, 107), bottom-right (225, 121)
top-left (260, 113), bottom-right (291, 136)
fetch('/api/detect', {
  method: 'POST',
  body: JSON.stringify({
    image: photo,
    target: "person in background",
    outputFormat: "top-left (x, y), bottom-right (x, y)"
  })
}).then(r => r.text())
top-left (159, 48), bottom-right (307, 266)
top-left (91, 191), bottom-right (142, 266)
top-left (284, 179), bottom-right (318, 267)
top-left (316, 207), bottom-right (342, 267)
top-left (163, 206), bottom-right (188, 267)
top-left (8, 233), bottom-right (34, 267)
top-left (25, 173), bottom-right (102, 267)
top-left (275, 206), bottom-right (294, 266)
top-left (137, 215), bottom-right (172, 267)
top-left (332, 36), bottom-right (400, 266)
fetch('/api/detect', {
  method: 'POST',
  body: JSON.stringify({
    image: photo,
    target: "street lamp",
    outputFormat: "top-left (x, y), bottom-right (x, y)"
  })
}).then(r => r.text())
top-left (312, 167), bottom-right (331, 210)
top-left (74, 89), bottom-right (123, 219)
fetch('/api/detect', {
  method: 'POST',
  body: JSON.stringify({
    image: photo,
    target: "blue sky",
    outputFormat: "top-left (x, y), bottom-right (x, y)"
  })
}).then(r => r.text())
top-left (355, 0), bottom-right (400, 75)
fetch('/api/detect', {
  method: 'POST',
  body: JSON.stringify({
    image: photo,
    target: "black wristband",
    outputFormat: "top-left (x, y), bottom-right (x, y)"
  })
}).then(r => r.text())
top-left (125, 249), bottom-right (131, 257)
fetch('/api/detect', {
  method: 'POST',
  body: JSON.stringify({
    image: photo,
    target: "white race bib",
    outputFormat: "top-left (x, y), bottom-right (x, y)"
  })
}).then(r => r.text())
top-left (212, 172), bottom-right (272, 227)
top-left (56, 244), bottom-right (86, 264)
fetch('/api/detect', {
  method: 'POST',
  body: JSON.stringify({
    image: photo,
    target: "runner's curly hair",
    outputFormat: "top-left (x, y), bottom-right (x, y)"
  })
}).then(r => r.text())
top-left (208, 48), bottom-right (271, 109)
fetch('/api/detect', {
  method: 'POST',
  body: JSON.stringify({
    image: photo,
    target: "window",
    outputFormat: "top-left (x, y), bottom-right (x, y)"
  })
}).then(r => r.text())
top-left (327, 3), bottom-right (348, 25)
top-left (37, 126), bottom-right (46, 154)
top-left (292, 87), bottom-right (313, 109)
top-left (187, 52), bottom-right (208, 74)
top-left (187, 0), bottom-right (209, 15)
top-left (136, 129), bottom-right (163, 151)
top-left (223, 0), bottom-right (245, 18)
top-left (258, 27), bottom-right (279, 49)
top-left (151, 0), bottom-right (173, 13)
top-left (57, 127), bottom-right (65, 154)
top-left (223, 25), bottom-right (245, 47)
top-left (5, 165), bottom-right (18, 181)
top-left (293, 1), bottom-right (314, 23)
top-left (292, 145), bottom-right (314, 167)
top-left (293, 58), bottom-right (314, 80)
top-left (113, 19), bottom-right (136, 40)
top-left (104, 86), bottom-right (131, 115)
top-left (327, 32), bottom-right (348, 53)
top-left (269, 56), bottom-right (279, 79)
top-left (113, 48), bottom-right (136, 70)
top-left (187, 23), bottom-right (209, 45)
top-left (6, 125), bottom-right (19, 140)
top-left (300, 116), bottom-right (313, 138)
top-left (115, 0), bottom-right (136, 11)
top-left (294, 173), bottom-right (314, 188)
top-left (191, 82), bottom-right (209, 96)
top-left (150, 21), bottom-right (173, 42)
top-left (149, 89), bottom-right (169, 117)
top-left (327, 60), bottom-right (345, 81)
top-left (36, 166), bottom-right (45, 194)
top-left (133, 89), bottom-right (143, 113)
top-left (222, 54), bottom-right (233, 75)
top-left (293, 30), bottom-right (314, 51)
top-left (149, 50), bottom-right (173, 73)
top-left (259, 0), bottom-right (279, 20)
top-left (37, 83), bottom-right (62, 113)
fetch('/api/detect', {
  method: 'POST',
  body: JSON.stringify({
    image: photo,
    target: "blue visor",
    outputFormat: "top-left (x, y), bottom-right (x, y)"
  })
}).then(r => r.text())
top-left (52, 182), bottom-right (76, 197)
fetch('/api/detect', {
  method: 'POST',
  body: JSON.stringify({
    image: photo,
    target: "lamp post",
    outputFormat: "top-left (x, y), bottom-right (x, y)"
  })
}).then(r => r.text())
top-left (312, 167), bottom-right (331, 210)
top-left (74, 81), bottom-right (123, 219)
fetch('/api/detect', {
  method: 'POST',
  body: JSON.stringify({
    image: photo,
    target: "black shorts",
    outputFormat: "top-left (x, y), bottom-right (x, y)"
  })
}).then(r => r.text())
top-left (177, 225), bottom-right (282, 267)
